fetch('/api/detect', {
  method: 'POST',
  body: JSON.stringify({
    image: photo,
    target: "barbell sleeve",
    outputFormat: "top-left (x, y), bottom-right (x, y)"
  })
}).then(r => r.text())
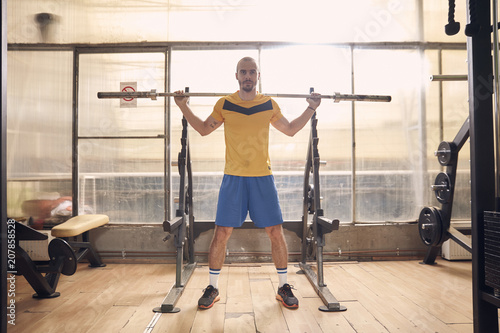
top-left (429, 74), bottom-right (468, 81)
top-left (97, 90), bottom-right (392, 102)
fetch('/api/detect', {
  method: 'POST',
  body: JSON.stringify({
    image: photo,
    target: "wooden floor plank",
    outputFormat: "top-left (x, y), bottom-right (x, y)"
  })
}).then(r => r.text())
top-left (119, 291), bottom-right (165, 333)
top-left (272, 281), bottom-right (323, 333)
top-left (191, 300), bottom-right (226, 333)
top-left (86, 305), bottom-right (138, 332)
top-left (224, 313), bottom-right (257, 333)
top-left (9, 259), bottom-right (483, 333)
top-left (226, 266), bottom-right (253, 313)
top-left (373, 261), bottom-right (473, 324)
top-left (250, 278), bottom-right (289, 333)
top-left (300, 298), bottom-right (356, 333)
top-left (152, 287), bottom-right (199, 333)
top-left (341, 301), bottom-right (390, 332)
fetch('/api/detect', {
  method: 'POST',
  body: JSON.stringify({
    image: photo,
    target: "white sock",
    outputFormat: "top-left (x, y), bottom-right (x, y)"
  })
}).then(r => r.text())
top-left (277, 267), bottom-right (287, 288)
top-left (209, 268), bottom-right (221, 289)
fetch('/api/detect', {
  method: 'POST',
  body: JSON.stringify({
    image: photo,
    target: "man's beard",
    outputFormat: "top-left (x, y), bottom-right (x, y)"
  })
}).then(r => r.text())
top-left (240, 80), bottom-right (255, 92)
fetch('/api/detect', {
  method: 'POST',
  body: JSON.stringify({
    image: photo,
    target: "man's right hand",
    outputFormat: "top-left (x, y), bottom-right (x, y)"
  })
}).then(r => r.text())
top-left (174, 90), bottom-right (190, 107)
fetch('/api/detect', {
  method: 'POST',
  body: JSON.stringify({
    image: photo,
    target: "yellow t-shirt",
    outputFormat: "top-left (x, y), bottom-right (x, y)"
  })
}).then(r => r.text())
top-left (210, 91), bottom-right (283, 177)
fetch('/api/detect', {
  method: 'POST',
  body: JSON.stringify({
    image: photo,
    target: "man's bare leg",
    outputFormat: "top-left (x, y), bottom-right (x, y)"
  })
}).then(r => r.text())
top-left (266, 224), bottom-right (298, 308)
top-left (265, 224), bottom-right (288, 269)
top-left (208, 225), bottom-right (233, 270)
top-left (198, 225), bottom-right (233, 309)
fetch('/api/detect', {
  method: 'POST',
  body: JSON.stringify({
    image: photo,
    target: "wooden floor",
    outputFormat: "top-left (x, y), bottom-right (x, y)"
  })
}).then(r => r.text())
top-left (7, 259), bottom-right (489, 332)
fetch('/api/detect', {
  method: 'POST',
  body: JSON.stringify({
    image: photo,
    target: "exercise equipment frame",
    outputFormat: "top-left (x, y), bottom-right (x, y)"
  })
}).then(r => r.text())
top-left (298, 90), bottom-right (346, 312)
top-left (153, 115), bottom-right (195, 314)
top-left (153, 88), bottom-right (349, 313)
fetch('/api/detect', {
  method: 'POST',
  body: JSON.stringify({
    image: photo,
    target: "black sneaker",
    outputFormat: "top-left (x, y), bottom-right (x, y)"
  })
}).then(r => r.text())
top-left (276, 283), bottom-right (299, 309)
top-left (198, 285), bottom-right (220, 309)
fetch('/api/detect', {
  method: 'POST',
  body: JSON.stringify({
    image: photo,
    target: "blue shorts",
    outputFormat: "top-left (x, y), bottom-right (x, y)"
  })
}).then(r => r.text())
top-left (215, 175), bottom-right (284, 228)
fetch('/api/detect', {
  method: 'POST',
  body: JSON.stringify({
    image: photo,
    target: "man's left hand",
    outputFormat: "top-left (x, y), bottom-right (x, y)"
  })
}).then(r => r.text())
top-left (307, 92), bottom-right (321, 110)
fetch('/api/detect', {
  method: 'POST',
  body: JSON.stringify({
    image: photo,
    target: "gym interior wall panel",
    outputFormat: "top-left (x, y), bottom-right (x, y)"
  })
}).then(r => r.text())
top-left (6, 51), bottom-right (73, 222)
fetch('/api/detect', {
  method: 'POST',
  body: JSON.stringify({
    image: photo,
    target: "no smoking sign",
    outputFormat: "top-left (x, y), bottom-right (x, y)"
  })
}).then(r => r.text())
top-left (120, 82), bottom-right (137, 108)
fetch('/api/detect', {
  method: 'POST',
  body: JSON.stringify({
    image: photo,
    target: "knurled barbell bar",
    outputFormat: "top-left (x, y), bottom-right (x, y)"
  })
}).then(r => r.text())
top-left (97, 89), bottom-right (392, 103)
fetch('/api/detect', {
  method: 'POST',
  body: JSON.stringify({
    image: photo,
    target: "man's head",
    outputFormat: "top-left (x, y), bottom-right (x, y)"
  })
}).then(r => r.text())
top-left (236, 57), bottom-right (260, 93)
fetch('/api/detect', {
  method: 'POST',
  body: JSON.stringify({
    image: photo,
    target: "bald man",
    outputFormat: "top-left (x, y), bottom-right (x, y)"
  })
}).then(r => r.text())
top-left (174, 57), bottom-right (321, 309)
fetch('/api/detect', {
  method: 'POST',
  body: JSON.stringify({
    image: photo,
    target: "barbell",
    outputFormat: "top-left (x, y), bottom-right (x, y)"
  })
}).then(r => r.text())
top-left (97, 89), bottom-right (392, 103)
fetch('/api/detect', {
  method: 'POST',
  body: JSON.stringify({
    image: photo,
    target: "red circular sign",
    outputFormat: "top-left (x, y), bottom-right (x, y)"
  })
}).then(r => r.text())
top-left (122, 86), bottom-right (135, 101)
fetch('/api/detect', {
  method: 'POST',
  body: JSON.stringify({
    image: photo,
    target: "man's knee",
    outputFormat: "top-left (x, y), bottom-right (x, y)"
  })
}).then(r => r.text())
top-left (265, 224), bottom-right (284, 241)
top-left (213, 225), bottom-right (233, 242)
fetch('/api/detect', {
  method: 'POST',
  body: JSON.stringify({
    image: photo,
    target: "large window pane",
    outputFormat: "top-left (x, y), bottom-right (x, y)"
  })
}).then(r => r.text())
top-left (7, 51), bottom-right (73, 226)
top-left (78, 52), bottom-right (166, 223)
top-left (354, 49), bottom-right (423, 222)
top-left (78, 139), bottom-right (165, 223)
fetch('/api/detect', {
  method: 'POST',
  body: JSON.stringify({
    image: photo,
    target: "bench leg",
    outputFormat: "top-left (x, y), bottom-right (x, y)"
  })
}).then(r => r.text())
top-left (15, 248), bottom-right (61, 298)
top-left (66, 231), bottom-right (106, 267)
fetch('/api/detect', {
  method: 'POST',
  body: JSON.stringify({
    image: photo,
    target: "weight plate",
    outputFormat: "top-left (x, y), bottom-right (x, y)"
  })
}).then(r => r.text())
top-left (48, 238), bottom-right (77, 276)
top-left (436, 141), bottom-right (455, 166)
top-left (433, 172), bottom-right (452, 204)
top-left (418, 207), bottom-right (443, 246)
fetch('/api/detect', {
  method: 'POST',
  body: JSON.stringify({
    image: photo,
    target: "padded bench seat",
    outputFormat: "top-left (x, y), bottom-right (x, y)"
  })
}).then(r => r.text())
top-left (50, 214), bottom-right (109, 267)
top-left (51, 214), bottom-right (109, 238)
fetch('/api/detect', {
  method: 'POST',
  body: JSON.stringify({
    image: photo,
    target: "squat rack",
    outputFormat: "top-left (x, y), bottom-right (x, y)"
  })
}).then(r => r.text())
top-left (97, 87), bottom-right (391, 313)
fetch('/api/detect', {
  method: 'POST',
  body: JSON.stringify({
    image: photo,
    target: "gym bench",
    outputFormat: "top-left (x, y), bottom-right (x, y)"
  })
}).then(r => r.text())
top-left (12, 214), bottom-right (108, 298)
top-left (51, 214), bottom-right (109, 267)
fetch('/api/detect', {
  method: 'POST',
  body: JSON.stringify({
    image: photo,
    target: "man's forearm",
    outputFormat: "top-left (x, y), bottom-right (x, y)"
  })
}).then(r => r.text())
top-left (288, 106), bottom-right (316, 136)
top-left (178, 104), bottom-right (217, 136)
